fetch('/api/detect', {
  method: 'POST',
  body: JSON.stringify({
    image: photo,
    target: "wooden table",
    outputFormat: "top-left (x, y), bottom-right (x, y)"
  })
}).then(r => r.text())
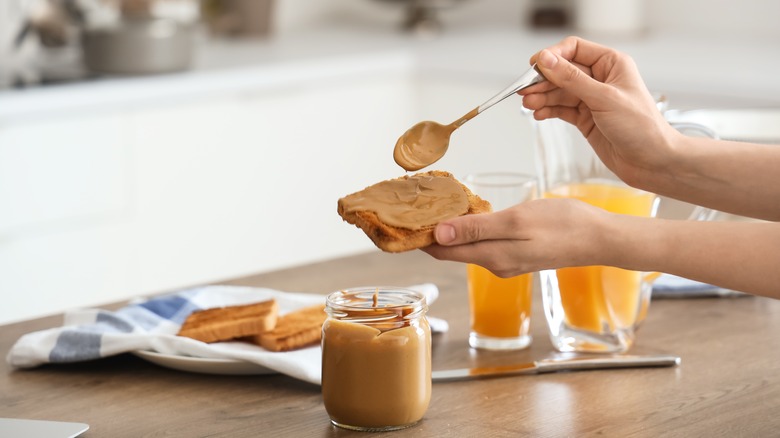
top-left (3, 251), bottom-right (780, 437)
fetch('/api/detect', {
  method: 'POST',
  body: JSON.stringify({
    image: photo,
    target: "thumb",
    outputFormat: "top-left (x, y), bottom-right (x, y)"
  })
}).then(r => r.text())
top-left (536, 49), bottom-right (608, 107)
top-left (434, 213), bottom-right (496, 246)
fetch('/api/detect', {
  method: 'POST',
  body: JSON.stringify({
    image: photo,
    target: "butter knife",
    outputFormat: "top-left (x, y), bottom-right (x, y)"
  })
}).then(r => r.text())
top-left (432, 354), bottom-right (680, 382)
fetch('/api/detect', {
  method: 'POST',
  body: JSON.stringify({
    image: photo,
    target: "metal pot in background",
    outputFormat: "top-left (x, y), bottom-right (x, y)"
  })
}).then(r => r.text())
top-left (82, 16), bottom-right (195, 75)
top-left (81, 0), bottom-right (199, 75)
top-left (371, 0), bottom-right (466, 34)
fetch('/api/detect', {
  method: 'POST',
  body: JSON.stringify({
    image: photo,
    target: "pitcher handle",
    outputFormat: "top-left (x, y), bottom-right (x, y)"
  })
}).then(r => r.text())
top-left (668, 122), bottom-right (719, 140)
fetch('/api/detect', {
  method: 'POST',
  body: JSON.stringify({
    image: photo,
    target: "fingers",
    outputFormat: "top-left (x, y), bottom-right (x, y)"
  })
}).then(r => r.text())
top-left (519, 60), bottom-right (592, 101)
top-left (433, 210), bottom-right (520, 247)
top-left (422, 241), bottom-right (490, 267)
top-left (522, 88), bottom-right (580, 111)
top-left (531, 105), bottom-right (584, 126)
top-left (422, 240), bottom-right (526, 277)
top-left (526, 36), bottom-right (630, 113)
top-left (521, 50), bottom-right (607, 125)
top-left (530, 36), bottom-right (613, 71)
top-left (521, 90), bottom-right (585, 125)
top-left (534, 48), bottom-right (611, 110)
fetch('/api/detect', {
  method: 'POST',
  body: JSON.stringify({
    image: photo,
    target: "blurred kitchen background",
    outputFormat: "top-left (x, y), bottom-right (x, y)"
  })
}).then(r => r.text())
top-left (2, 0), bottom-right (779, 325)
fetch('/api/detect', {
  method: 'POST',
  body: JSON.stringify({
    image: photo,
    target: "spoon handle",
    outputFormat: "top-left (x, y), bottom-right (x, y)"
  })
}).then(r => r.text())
top-left (477, 64), bottom-right (545, 114)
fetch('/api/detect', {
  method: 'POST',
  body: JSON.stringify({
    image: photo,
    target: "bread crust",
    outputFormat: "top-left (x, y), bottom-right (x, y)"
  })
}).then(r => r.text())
top-left (177, 299), bottom-right (278, 343)
top-left (247, 305), bottom-right (327, 352)
top-left (337, 170), bottom-right (491, 252)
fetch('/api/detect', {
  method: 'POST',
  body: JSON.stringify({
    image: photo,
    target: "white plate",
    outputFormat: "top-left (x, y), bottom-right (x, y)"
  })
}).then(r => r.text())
top-left (132, 350), bottom-right (277, 376)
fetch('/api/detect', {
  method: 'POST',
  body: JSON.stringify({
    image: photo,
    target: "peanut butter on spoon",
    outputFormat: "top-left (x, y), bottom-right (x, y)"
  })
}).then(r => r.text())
top-left (393, 65), bottom-right (544, 171)
top-left (393, 108), bottom-right (477, 172)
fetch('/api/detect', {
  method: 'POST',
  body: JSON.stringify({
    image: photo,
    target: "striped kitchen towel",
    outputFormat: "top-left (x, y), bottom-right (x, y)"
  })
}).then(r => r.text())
top-left (6, 284), bottom-right (445, 385)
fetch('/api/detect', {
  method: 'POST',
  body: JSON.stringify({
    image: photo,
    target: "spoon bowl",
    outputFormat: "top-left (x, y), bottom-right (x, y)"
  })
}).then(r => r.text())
top-left (393, 65), bottom-right (544, 171)
top-left (393, 121), bottom-right (455, 171)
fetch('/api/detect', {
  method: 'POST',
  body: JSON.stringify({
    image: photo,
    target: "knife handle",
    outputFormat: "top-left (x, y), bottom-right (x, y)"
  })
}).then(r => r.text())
top-left (535, 354), bottom-right (681, 373)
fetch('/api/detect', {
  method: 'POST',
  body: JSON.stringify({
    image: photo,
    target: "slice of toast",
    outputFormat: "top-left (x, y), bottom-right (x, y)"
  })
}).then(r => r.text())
top-left (247, 305), bottom-right (327, 352)
top-left (177, 299), bottom-right (278, 343)
top-left (337, 170), bottom-right (491, 253)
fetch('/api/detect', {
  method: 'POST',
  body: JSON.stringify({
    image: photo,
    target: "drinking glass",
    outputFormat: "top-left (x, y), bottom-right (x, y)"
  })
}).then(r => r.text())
top-left (463, 173), bottom-right (537, 350)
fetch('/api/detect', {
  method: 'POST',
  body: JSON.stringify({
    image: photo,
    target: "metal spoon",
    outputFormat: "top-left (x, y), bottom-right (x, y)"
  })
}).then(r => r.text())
top-left (393, 65), bottom-right (545, 171)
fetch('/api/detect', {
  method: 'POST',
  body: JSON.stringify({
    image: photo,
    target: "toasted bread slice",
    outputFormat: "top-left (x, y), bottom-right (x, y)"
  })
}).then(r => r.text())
top-left (177, 299), bottom-right (278, 343)
top-left (337, 170), bottom-right (491, 253)
top-left (247, 305), bottom-right (327, 352)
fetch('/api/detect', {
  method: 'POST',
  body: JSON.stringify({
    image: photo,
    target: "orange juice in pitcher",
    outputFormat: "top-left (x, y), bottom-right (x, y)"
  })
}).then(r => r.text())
top-left (535, 115), bottom-right (715, 353)
top-left (545, 183), bottom-right (656, 334)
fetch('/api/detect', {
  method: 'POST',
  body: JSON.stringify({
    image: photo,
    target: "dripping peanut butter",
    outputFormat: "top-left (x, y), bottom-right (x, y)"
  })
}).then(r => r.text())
top-left (321, 288), bottom-right (431, 431)
top-left (339, 174), bottom-right (469, 230)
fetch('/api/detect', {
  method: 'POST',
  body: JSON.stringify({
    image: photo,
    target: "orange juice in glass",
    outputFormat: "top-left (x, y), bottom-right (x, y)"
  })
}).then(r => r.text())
top-left (464, 173), bottom-right (537, 350)
top-left (468, 264), bottom-right (533, 349)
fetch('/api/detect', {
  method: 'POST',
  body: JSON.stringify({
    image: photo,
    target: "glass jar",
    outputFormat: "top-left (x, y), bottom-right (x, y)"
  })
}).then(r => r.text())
top-left (321, 287), bottom-right (431, 432)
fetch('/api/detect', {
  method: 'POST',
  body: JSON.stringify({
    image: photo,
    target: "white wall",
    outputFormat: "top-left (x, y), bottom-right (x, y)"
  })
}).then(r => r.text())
top-left (273, 0), bottom-right (780, 38)
top-left (647, 0), bottom-right (780, 38)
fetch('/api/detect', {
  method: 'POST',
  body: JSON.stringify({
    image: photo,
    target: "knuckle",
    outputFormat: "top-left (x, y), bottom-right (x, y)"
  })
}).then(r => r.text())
top-left (505, 209), bottom-right (525, 230)
top-left (462, 221), bottom-right (482, 242)
top-left (614, 49), bottom-right (634, 64)
top-left (562, 64), bottom-right (582, 84)
top-left (563, 35), bottom-right (581, 46)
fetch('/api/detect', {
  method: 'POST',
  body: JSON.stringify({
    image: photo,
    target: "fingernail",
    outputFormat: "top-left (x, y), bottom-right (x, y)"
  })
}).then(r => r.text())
top-left (436, 224), bottom-right (456, 244)
top-left (539, 49), bottom-right (558, 69)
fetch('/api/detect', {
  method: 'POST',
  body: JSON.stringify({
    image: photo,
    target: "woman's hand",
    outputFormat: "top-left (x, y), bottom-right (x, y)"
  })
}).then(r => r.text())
top-left (422, 198), bottom-right (610, 277)
top-left (520, 36), bottom-right (679, 190)
top-left (521, 36), bottom-right (780, 221)
top-left (423, 198), bottom-right (780, 299)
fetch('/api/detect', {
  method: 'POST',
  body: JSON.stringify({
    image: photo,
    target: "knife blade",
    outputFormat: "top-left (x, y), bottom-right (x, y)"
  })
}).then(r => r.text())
top-left (432, 354), bottom-right (681, 382)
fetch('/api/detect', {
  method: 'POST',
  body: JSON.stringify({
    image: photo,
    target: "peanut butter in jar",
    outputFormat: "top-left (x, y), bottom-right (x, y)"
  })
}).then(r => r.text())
top-left (322, 287), bottom-right (431, 432)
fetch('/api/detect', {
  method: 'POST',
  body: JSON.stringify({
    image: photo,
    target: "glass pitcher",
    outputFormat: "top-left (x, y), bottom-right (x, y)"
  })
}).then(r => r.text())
top-left (534, 115), bottom-right (716, 353)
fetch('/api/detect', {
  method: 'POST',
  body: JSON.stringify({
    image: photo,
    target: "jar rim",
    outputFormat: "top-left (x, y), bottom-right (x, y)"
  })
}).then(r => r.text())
top-left (325, 286), bottom-right (427, 323)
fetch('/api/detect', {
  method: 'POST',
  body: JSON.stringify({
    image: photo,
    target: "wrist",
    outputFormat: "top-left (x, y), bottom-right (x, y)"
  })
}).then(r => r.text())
top-left (596, 212), bottom-right (666, 272)
top-left (631, 124), bottom-right (686, 193)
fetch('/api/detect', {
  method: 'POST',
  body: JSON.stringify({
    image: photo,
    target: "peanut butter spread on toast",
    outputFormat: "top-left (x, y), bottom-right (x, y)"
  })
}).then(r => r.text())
top-left (339, 174), bottom-right (469, 230)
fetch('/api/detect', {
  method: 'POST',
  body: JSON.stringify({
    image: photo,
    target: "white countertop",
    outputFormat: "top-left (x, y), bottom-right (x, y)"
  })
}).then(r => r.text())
top-left (2, 25), bottom-right (779, 122)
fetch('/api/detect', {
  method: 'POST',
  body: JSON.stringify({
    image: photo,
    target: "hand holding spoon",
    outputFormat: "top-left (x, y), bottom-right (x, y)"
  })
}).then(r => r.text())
top-left (394, 65), bottom-right (545, 171)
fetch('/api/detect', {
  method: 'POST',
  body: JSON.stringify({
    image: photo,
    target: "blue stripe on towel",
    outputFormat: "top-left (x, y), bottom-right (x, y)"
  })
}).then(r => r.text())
top-left (50, 330), bottom-right (102, 363)
top-left (118, 306), bottom-right (165, 331)
top-left (137, 295), bottom-right (189, 319)
top-left (95, 311), bottom-right (135, 333)
top-left (136, 294), bottom-right (201, 324)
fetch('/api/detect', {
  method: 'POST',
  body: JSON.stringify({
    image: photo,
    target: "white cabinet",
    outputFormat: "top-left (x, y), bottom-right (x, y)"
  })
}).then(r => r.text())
top-left (0, 113), bottom-right (131, 235)
top-left (0, 67), bottom-right (416, 324)
top-left (0, 112), bottom-right (136, 323)
top-left (127, 72), bottom-right (415, 295)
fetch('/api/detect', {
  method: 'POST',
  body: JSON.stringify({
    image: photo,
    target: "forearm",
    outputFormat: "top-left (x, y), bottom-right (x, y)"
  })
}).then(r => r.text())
top-left (645, 134), bottom-right (780, 221)
top-left (600, 215), bottom-right (780, 299)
